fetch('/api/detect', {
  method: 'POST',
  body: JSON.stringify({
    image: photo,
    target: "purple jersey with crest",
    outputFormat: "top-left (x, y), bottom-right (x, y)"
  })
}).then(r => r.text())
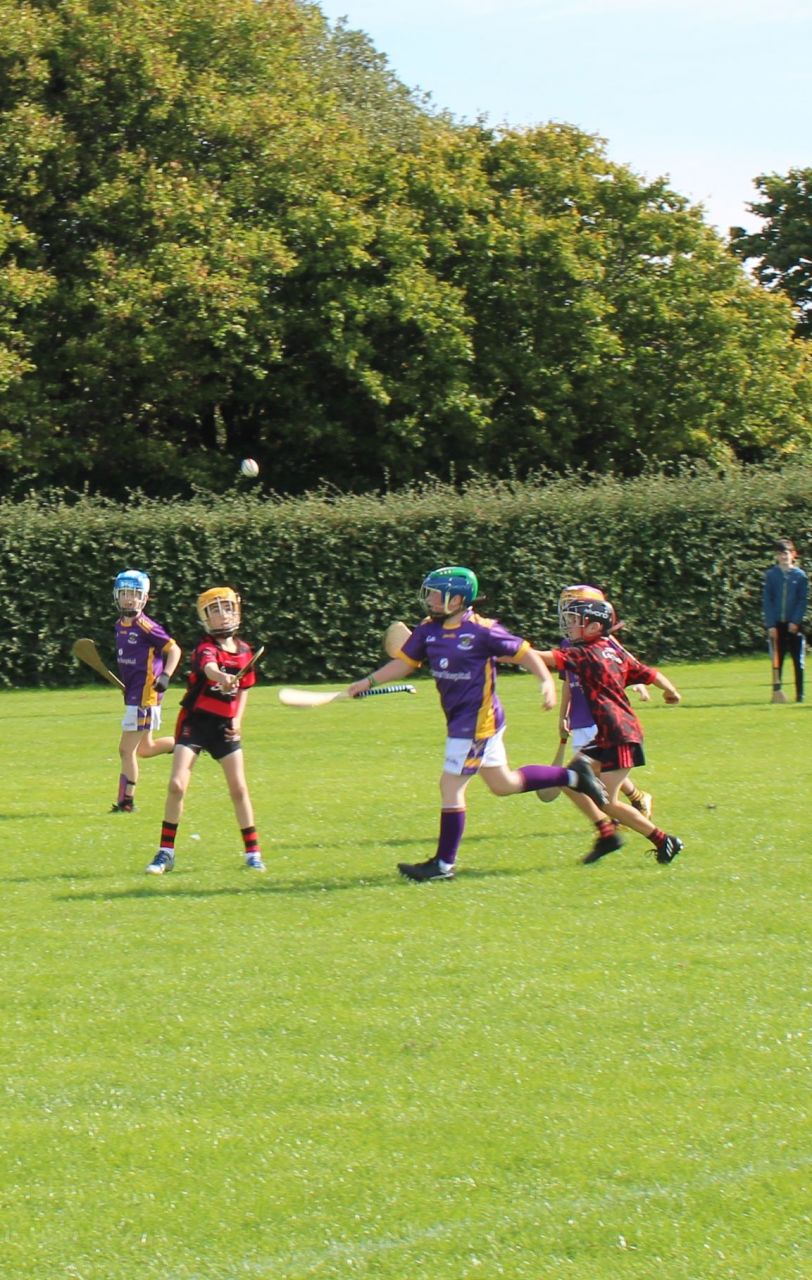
top-left (115, 613), bottom-right (174, 707)
top-left (399, 608), bottom-right (530, 738)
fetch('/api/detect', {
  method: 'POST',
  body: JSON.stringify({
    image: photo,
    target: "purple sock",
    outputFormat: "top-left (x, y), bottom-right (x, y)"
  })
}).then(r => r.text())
top-left (117, 773), bottom-right (128, 804)
top-left (435, 808), bottom-right (466, 865)
top-left (517, 764), bottom-right (570, 792)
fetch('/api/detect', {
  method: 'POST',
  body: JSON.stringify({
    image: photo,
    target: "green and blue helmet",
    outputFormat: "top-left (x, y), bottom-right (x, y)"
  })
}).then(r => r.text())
top-left (419, 566), bottom-right (479, 617)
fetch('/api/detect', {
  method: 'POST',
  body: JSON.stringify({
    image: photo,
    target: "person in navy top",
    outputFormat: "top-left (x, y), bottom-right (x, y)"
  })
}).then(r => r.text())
top-left (763, 538), bottom-right (807, 703)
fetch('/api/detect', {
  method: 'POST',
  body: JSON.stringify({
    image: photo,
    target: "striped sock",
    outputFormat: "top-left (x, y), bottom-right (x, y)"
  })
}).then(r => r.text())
top-left (159, 821), bottom-right (178, 851)
top-left (241, 826), bottom-right (260, 855)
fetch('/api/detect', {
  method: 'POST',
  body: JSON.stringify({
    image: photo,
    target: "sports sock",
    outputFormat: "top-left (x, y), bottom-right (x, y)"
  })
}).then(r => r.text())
top-left (241, 825), bottom-right (260, 856)
top-left (596, 819), bottom-right (615, 840)
top-left (435, 808), bottom-right (465, 865)
top-left (649, 827), bottom-right (666, 847)
top-left (626, 784), bottom-right (644, 805)
top-left (159, 821), bottom-right (178, 851)
top-left (517, 764), bottom-right (570, 791)
top-left (117, 773), bottom-right (131, 804)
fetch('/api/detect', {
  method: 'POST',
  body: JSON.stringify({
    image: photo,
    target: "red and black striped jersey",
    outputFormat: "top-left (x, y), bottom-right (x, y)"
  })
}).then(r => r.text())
top-left (180, 637), bottom-right (257, 719)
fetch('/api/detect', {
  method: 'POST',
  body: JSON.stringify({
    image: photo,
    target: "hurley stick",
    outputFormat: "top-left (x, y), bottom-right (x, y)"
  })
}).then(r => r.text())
top-left (72, 638), bottom-right (125, 690)
top-left (278, 684), bottom-right (416, 708)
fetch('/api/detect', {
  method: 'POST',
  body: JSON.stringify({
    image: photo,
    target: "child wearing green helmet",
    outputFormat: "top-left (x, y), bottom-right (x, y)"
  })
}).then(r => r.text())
top-left (346, 566), bottom-right (609, 880)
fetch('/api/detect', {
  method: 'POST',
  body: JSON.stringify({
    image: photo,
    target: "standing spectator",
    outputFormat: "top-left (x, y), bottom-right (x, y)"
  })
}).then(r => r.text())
top-left (763, 539), bottom-right (807, 703)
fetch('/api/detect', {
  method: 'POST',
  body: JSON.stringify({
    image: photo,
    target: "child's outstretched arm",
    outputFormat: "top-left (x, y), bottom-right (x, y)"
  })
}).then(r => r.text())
top-left (504, 646), bottom-right (557, 711)
top-left (347, 657), bottom-right (414, 698)
top-left (652, 671), bottom-right (681, 704)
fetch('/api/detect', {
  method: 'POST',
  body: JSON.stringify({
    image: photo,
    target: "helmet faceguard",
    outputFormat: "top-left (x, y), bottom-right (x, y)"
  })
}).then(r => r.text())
top-left (114, 569), bottom-right (150, 618)
top-left (419, 566), bottom-right (479, 619)
top-left (196, 587), bottom-right (241, 637)
top-left (557, 583), bottom-right (605, 633)
top-left (561, 597), bottom-right (615, 640)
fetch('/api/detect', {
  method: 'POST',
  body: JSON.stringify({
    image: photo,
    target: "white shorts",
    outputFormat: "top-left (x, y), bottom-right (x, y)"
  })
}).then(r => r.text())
top-left (121, 704), bottom-right (162, 733)
top-left (444, 727), bottom-right (508, 776)
top-left (571, 723), bottom-right (597, 750)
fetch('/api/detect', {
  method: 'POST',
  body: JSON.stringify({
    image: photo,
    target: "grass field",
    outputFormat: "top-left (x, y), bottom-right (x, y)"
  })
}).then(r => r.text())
top-left (1, 655), bottom-right (809, 1280)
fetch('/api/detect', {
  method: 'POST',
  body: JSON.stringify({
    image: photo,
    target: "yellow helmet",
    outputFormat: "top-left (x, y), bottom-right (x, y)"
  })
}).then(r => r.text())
top-left (196, 586), bottom-right (241, 637)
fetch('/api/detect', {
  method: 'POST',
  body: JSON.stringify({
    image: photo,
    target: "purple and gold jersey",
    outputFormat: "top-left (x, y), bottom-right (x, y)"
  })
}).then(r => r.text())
top-left (398, 608), bottom-right (530, 738)
top-left (115, 613), bottom-right (174, 708)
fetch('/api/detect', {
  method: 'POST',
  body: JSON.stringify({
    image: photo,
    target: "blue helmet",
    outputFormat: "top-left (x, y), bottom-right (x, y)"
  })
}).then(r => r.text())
top-left (419, 566), bottom-right (478, 617)
top-left (114, 569), bottom-right (150, 616)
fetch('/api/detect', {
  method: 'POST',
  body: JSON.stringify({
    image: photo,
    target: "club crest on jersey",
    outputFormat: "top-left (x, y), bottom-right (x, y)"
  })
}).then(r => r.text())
top-left (439, 657), bottom-right (449, 669)
top-left (458, 634), bottom-right (475, 649)
top-left (600, 645), bottom-right (623, 664)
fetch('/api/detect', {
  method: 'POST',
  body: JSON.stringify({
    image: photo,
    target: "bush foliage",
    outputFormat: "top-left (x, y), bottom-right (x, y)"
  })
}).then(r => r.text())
top-left (3, 464), bottom-right (810, 687)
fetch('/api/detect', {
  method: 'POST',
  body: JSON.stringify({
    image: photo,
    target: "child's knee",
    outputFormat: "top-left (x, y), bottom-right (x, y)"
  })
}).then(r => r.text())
top-left (167, 774), bottom-right (188, 801)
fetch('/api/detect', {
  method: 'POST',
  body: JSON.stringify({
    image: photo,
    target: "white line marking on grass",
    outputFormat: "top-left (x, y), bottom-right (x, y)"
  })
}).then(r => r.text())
top-left (217, 1152), bottom-right (812, 1278)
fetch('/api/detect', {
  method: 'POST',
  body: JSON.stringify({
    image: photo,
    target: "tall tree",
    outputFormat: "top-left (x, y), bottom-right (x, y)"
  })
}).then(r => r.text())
top-left (729, 168), bottom-right (812, 339)
top-left (0, 1), bottom-right (809, 497)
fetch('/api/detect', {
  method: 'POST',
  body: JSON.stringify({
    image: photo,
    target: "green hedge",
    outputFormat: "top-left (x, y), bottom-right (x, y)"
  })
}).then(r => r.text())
top-left (1, 465), bottom-right (809, 688)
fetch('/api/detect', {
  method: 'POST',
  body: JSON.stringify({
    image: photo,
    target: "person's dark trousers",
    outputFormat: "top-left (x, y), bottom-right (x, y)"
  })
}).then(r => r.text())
top-left (775, 621), bottom-right (805, 701)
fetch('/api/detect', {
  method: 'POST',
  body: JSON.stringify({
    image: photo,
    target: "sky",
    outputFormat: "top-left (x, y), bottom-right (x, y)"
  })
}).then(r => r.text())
top-left (313, 0), bottom-right (811, 237)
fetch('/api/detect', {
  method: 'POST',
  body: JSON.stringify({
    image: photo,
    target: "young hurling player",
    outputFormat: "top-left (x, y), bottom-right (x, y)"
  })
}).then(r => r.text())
top-left (146, 587), bottom-right (264, 875)
top-left (537, 597), bottom-right (683, 865)
top-left (553, 584), bottom-right (654, 863)
top-left (112, 569), bottom-right (181, 813)
top-left (346, 566), bottom-right (608, 881)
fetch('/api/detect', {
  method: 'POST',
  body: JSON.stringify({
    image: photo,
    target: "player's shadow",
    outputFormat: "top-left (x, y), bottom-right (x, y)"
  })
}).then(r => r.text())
top-left (55, 860), bottom-right (554, 902)
top-left (2, 871), bottom-right (101, 884)
top-left (273, 833), bottom-right (498, 853)
top-left (0, 813), bottom-right (55, 822)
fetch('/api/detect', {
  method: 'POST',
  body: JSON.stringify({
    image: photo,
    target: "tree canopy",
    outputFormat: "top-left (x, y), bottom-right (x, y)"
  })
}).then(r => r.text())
top-left (730, 168), bottom-right (812, 340)
top-left (0, 0), bottom-right (810, 498)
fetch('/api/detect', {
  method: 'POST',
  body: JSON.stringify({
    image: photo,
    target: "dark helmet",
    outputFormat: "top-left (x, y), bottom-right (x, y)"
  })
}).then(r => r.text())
top-left (562, 597), bottom-right (614, 637)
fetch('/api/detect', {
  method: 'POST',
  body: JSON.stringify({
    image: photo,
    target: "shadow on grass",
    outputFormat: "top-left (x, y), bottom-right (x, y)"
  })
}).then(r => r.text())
top-left (2, 871), bottom-right (102, 884)
top-left (54, 860), bottom-right (554, 902)
top-left (0, 834), bottom-right (507, 884)
top-left (0, 813), bottom-right (56, 821)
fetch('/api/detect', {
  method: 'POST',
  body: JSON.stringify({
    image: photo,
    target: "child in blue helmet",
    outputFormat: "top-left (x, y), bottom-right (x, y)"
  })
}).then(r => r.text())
top-left (111, 569), bottom-right (182, 812)
top-left (346, 566), bottom-right (608, 880)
